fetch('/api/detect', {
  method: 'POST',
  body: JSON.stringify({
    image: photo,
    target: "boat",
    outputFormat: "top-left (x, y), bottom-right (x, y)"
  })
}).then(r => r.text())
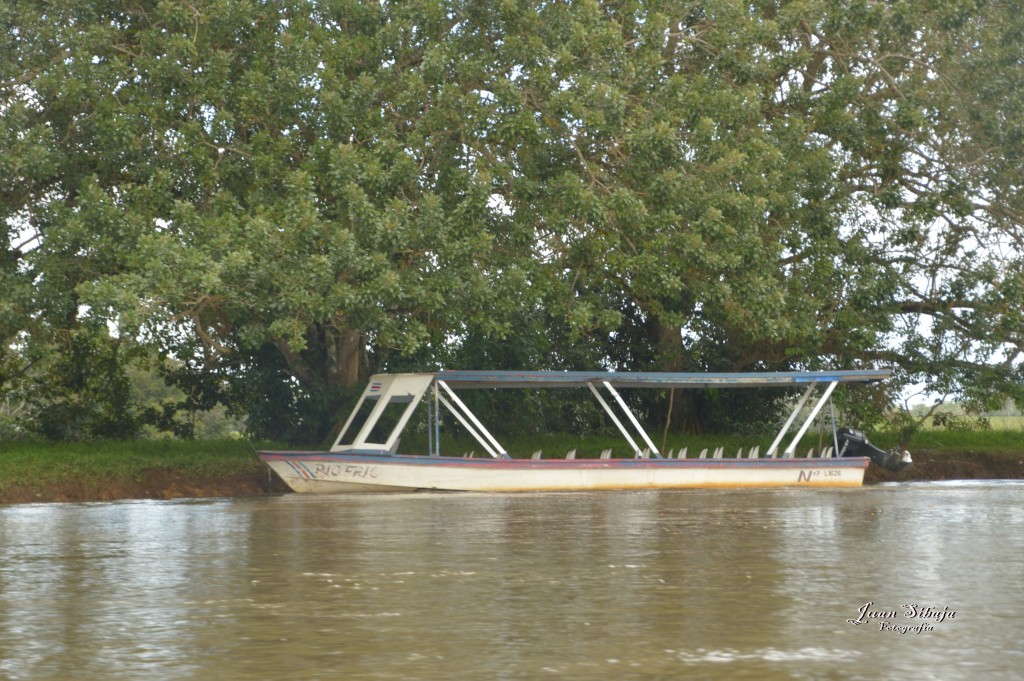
top-left (259, 369), bottom-right (912, 493)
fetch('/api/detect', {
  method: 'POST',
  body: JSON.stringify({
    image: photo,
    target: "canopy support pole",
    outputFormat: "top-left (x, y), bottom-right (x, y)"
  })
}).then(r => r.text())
top-left (829, 398), bottom-right (839, 457)
top-left (427, 385), bottom-right (435, 456)
top-left (588, 383), bottom-right (643, 456)
top-left (766, 382), bottom-right (817, 458)
top-left (436, 380), bottom-right (509, 459)
top-left (435, 384), bottom-right (442, 456)
top-left (783, 381), bottom-right (839, 457)
top-left (588, 381), bottom-right (660, 457)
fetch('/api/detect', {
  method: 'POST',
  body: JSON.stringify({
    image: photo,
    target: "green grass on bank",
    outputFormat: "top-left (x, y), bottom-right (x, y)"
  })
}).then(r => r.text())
top-left (871, 428), bottom-right (1023, 453)
top-left (0, 439), bottom-right (274, 492)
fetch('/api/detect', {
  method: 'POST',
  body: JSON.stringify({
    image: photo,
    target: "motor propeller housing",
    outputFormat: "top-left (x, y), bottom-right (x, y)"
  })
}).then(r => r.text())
top-left (837, 427), bottom-right (913, 472)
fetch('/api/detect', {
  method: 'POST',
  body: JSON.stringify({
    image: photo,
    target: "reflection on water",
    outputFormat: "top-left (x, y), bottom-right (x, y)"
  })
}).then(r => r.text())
top-left (1, 483), bottom-right (1022, 680)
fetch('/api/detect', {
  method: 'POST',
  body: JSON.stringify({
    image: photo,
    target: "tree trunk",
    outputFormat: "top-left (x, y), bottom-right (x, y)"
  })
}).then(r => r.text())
top-left (653, 318), bottom-right (709, 434)
top-left (655, 320), bottom-right (685, 432)
top-left (327, 328), bottom-right (366, 390)
top-left (317, 327), bottom-right (368, 448)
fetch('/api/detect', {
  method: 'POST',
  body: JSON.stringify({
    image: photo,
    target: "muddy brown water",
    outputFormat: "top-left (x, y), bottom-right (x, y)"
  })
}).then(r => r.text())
top-left (1, 482), bottom-right (1022, 680)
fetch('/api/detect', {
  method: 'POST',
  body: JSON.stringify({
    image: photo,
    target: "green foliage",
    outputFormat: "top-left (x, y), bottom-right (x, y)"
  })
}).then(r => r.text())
top-left (25, 329), bottom-right (141, 440)
top-left (2, 0), bottom-right (1022, 442)
top-left (931, 412), bottom-right (993, 433)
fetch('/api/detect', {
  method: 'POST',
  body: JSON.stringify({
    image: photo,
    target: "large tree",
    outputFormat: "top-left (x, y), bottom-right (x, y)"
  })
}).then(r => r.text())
top-left (3, 0), bottom-right (1021, 440)
top-left (3, 0), bottom-right (538, 440)
top-left (480, 0), bottom-right (1024, 426)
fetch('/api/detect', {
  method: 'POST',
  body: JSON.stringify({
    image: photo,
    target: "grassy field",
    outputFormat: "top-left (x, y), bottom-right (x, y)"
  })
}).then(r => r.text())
top-left (986, 415), bottom-right (1024, 430)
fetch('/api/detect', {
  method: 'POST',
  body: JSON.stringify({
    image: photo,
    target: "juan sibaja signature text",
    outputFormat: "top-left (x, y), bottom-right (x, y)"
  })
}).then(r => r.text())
top-left (847, 601), bottom-right (956, 634)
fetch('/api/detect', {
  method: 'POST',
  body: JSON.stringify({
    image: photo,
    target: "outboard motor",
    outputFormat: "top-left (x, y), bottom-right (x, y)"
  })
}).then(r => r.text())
top-left (837, 427), bottom-right (913, 472)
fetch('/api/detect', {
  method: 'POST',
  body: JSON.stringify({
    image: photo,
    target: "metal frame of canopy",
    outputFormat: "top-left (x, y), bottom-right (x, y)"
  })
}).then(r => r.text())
top-left (329, 369), bottom-right (892, 461)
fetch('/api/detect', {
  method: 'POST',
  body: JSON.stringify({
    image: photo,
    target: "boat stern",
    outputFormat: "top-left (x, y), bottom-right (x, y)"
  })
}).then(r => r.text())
top-left (837, 428), bottom-right (912, 472)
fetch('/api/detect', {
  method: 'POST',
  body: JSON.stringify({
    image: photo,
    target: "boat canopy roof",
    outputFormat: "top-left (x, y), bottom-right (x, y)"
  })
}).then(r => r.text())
top-left (332, 368), bottom-right (892, 458)
top-left (432, 369), bottom-right (891, 390)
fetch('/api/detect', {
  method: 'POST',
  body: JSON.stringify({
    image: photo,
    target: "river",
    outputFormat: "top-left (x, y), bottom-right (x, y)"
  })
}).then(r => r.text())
top-left (1, 482), bottom-right (1021, 680)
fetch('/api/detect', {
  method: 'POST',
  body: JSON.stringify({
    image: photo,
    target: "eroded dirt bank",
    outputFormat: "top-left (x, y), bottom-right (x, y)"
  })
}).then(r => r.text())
top-left (863, 450), bottom-right (1024, 484)
top-left (1, 469), bottom-right (291, 505)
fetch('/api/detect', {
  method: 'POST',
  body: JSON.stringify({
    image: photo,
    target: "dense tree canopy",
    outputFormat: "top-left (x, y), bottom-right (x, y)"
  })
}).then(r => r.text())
top-left (2, 0), bottom-right (1022, 441)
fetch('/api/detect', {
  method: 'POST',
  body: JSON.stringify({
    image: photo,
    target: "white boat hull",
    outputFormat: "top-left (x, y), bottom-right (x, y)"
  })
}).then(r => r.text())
top-left (260, 452), bottom-right (869, 493)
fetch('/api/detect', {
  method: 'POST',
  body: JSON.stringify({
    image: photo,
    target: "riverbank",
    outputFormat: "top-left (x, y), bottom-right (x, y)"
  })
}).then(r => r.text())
top-left (0, 439), bottom-right (286, 505)
top-left (863, 449), bottom-right (1024, 484)
top-left (0, 466), bottom-right (291, 504)
top-left (2, 443), bottom-right (1021, 504)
